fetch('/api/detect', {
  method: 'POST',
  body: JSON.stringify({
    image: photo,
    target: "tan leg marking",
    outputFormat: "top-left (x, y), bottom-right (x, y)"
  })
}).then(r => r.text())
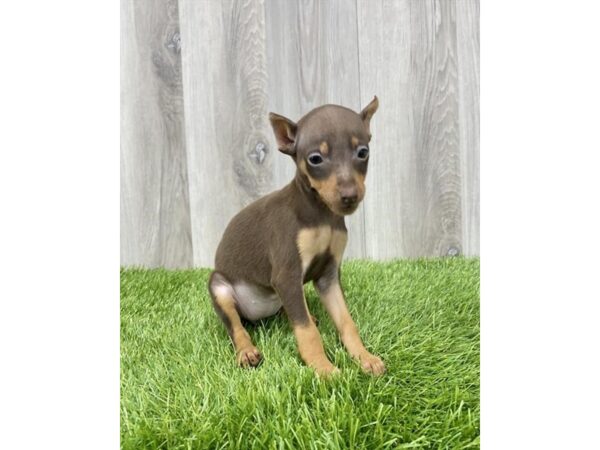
top-left (318, 283), bottom-right (386, 375)
top-left (293, 322), bottom-right (338, 376)
top-left (213, 287), bottom-right (262, 367)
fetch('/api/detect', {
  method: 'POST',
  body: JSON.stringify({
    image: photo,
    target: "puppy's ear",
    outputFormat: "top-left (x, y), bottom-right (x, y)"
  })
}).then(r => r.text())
top-left (269, 112), bottom-right (297, 156)
top-left (360, 96), bottom-right (379, 137)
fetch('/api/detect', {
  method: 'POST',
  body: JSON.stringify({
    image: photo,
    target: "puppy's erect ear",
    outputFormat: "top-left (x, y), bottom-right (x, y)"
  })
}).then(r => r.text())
top-left (269, 112), bottom-right (297, 156)
top-left (360, 96), bottom-right (379, 137)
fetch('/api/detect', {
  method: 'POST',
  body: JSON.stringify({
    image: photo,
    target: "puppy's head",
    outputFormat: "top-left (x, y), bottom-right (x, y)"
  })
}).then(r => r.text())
top-left (269, 97), bottom-right (379, 216)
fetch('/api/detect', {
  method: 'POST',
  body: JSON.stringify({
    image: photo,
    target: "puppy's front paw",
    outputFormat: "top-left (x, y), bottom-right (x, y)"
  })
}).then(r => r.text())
top-left (237, 345), bottom-right (262, 368)
top-left (311, 359), bottom-right (340, 378)
top-left (359, 352), bottom-right (386, 376)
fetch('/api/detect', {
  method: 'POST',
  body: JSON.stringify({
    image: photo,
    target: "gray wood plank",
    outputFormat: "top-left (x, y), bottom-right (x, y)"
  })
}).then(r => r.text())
top-left (120, 0), bottom-right (192, 268)
top-left (265, 0), bottom-right (367, 259)
top-left (357, 0), bottom-right (463, 258)
top-left (357, 0), bottom-right (412, 260)
top-left (120, 0), bottom-right (479, 268)
top-left (457, 0), bottom-right (480, 256)
top-left (179, 0), bottom-right (273, 267)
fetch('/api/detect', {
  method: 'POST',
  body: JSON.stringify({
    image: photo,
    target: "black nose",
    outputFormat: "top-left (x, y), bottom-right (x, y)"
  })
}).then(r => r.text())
top-left (341, 193), bottom-right (358, 206)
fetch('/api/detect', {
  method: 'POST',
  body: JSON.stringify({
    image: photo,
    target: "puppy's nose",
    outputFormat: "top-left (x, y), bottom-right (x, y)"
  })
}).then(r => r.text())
top-left (340, 188), bottom-right (358, 206)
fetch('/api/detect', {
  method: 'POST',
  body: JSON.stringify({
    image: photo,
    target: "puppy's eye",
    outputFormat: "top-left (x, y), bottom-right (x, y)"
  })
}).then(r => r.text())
top-left (356, 146), bottom-right (369, 160)
top-left (307, 153), bottom-right (324, 166)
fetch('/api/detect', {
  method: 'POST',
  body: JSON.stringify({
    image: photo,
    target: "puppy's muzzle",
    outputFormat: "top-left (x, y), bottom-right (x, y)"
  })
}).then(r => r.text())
top-left (338, 186), bottom-right (359, 212)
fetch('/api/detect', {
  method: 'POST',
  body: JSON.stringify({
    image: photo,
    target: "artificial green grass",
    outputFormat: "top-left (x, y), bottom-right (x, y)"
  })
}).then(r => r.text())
top-left (121, 258), bottom-right (479, 449)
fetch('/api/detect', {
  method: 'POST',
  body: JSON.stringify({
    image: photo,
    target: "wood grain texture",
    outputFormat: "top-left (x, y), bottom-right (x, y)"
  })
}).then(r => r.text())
top-left (179, 0), bottom-right (273, 267)
top-left (120, 0), bottom-right (192, 268)
top-left (358, 0), bottom-right (463, 258)
top-left (121, 0), bottom-right (480, 267)
top-left (357, 0), bottom-right (411, 259)
top-left (265, 0), bottom-right (367, 259)
top-left (457, 0), bottom-right (480, 256)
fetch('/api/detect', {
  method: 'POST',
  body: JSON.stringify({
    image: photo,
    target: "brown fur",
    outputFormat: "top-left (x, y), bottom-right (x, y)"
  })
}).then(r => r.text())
top-left (208, 97), bottom-right (384, 376)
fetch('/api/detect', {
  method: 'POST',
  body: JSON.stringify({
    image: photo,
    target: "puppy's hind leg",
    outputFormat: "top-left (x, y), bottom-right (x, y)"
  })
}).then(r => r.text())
top-left (208, 271), bottom-right (262, 368)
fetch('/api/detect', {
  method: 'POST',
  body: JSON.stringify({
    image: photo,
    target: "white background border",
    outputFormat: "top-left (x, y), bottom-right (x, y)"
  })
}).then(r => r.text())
top-left (484, 0), bottom-right (600, 448)
top-left (1, 1), bottom-right (599, 448)
top-left (0, 1), bottom-right (119, 448)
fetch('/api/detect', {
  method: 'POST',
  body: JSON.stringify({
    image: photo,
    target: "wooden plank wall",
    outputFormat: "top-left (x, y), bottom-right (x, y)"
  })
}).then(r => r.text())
top-left (179, 0), bottom-right (274, 267)
top-left (456, 0), bottom-right (480, 256)
top-left (121, 0), bottom-right (480, 268)
top-left (120, 0), bottom-right (193, 268)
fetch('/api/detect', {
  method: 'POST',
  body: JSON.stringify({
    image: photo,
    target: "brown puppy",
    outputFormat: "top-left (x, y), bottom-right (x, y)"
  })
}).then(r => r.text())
top-left (208, 97), bottom-right (385, 376)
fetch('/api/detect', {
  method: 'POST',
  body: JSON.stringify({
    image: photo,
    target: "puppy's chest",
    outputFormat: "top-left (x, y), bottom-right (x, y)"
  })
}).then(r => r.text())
top-left (296, 226), bottom-right (347, 278)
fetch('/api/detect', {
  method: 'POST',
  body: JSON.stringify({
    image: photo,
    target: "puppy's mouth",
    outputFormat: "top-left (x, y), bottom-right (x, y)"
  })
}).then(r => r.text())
top-left (310, 187), bottom-right (361, 216)
top-left (328, 199), bottom-right (361, 216)
top-left (336, 202), bottom-right (360, 215)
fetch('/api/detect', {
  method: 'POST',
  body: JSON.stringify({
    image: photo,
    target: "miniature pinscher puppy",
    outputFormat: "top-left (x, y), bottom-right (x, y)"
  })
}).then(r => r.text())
top-left (208, 97), bottom-right (385, 376)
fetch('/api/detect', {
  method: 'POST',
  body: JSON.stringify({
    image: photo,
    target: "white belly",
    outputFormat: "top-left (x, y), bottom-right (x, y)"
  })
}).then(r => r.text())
top-left (234, 282), bottom-right (282, 321)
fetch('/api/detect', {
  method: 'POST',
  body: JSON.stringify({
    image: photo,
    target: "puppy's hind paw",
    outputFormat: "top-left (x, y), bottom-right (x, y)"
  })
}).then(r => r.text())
top-left (237, 346), bottom-right (263, 368)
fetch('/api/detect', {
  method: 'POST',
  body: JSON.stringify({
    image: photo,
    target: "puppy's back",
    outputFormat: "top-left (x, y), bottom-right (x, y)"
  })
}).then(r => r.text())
top-left (214, 183), bottom-right (299, 286)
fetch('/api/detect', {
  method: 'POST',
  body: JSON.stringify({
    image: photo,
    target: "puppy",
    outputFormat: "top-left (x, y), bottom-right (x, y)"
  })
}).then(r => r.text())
top-left (208, 97), bottom-right (385, 376)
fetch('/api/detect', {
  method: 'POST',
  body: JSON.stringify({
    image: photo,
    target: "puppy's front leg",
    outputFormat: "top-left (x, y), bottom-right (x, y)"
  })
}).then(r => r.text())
top-left (272, 271), bottom-right (338, 376)
top-left (315, 267), bottom-right (386, 376)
